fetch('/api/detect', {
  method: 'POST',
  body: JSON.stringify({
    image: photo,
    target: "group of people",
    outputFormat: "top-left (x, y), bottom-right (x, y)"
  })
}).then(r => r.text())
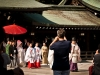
top-left (3, 28), bottom-right (100, 75)
top-left (48, 28), bottom-right (100, 75)
top-left (0, 38), bottom-right (50, 70)
top-left (0, 41), bottom-right (24, 75)
top-left (0, 28), bottom-right (82, 75)
top-left (48, 28), bottom-right (81, 75)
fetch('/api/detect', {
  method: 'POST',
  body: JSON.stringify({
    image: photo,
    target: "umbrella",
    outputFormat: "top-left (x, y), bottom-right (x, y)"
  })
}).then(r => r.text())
top-left (3, 24), bottom-right (27, 39)
top-left (3, 24), bottom-right (27, 35)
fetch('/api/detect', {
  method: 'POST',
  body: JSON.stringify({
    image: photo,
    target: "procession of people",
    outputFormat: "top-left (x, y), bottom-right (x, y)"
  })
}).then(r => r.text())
top-left (0, 39), bottom-right (49, 69)
top-left (1, 28), bottom-right (100, 75)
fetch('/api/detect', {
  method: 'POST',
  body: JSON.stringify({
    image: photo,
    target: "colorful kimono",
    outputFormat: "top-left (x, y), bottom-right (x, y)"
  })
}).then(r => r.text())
top-left (34, 46), bottom-right (41, 68)
top-left (17, 47), bottom-right (25, 67)
top-left (70, 43), bottom-right (81, 71)
top-left (41, 46), bottom-right (48, 65)
top-left (25, 47), bottom-right (35, 68)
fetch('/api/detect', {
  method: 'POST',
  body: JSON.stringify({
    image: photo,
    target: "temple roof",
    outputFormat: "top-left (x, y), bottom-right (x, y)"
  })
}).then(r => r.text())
top-left (79, 0), bottom-right (100, 12)
top-left (42, 10), bottom-right (100, 26)
top-left (0, 0), bottom-right (51, 11)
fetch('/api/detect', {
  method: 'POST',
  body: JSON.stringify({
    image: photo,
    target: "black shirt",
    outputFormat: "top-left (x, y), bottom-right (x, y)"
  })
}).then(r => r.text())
top-left (50, 40), bottom-right (71, 71)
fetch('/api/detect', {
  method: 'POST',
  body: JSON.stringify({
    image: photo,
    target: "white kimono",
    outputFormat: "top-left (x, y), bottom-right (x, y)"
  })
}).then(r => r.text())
top-left (25, 47), bottom-right (35, 63)
top-left (34, 46), bottom-right (41, 62)
top-left (48, 49), bottom-right (54, 68)
top-left (17, 47), bottom-right (25, 64)
top-left (69, 43), bottom-right (81, 63)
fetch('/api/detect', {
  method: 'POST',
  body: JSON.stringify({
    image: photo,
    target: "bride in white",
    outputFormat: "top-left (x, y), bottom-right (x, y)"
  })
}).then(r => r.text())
top-left (17, 40), bottom-right (25, 67)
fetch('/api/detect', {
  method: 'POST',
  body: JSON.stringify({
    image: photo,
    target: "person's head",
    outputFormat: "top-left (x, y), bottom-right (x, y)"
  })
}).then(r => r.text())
top-left (57, 28), bottom-right (65, 38)
top-left (9, 41), bottom-right (12, 45)
top-left (96, 49), bottom-right (100, 54)
top-left (11, 40), bottom-right (15, 45)
top-left (24, 39), bottom-right (27, 43)
top-left (72, 37), bottom-right (77, 44)
top-left (13, 67), bottom-right (24, 75)
top-left (7, 40), bottom-right (10, 44)
top-left (17, 40), bottom-right (22, 47)
top-left (35, 42), bottom-right (39, 47)
top-left (29, 43), bottom-right (33, 47)
top-left (43, 43), bottom-right (46, 46)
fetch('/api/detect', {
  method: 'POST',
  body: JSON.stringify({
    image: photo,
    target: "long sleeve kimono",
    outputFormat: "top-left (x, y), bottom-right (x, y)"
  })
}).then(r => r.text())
top-left (25, 47), bottom-right (35, 68)
top-left (41, 46), bottom-right (48, 65)
top-left (17, 47), bottom-right (25, 67)
top-left (34, 46), bottom-right (41, 68)
top-left (70, 43), bottom-right (81, 71)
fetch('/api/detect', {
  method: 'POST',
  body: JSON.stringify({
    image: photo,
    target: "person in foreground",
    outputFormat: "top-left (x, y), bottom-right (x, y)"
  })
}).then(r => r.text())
top-left (48, 29), bottom-right (71, 75)
top-left (92, 45), bottom-right (100, 75)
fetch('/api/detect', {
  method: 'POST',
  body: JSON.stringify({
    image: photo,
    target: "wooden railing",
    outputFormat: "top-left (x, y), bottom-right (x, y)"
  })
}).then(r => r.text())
top-left (81, 51), bottom-right (95, 60)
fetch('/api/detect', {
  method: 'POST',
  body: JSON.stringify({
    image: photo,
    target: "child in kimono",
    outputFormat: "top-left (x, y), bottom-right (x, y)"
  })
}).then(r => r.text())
top-left (25, 43), bottom-right (35, 69)
top-left (34, 43), bottom-right (41, 68)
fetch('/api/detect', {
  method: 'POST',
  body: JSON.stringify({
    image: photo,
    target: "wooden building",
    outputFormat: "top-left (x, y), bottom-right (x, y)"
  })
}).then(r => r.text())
top-left (0, 0), bottom-right (100, 54)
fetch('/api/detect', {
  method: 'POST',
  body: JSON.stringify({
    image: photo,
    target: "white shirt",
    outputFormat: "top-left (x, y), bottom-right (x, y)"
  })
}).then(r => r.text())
top-left (48, 49), bottom-right (54, 68)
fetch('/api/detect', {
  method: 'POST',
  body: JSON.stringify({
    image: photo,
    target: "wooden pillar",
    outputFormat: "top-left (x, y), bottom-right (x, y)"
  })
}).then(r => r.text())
top-left (86, 32), bottom-right (90, 51)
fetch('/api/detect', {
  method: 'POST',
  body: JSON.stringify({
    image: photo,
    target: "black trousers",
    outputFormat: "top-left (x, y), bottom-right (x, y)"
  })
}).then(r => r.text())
top-left (10, 55), bottom-right (17, 67)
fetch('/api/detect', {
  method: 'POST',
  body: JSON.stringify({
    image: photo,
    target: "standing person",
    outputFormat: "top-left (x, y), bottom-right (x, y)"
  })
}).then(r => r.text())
top-left (17, 40), bottom-right (25, 67)
top-left (9, 40), bottom-right (18, 68)
top-left (25, 43), bottom-right (35, 69)
top-left (92, 44), bottom-right (100, 75)
top-left (48, 29), bottom-right (71, 75)
top-left (5, 40), bottom-right (11, 55)
top-left (41, 43), bottom-right (48, 65)
top-left (70, 37), bottom-right (81, 72)
top-left (0, 46), bottom-right (10, 70)
top-left (34, 43), bottom-right (41, 68)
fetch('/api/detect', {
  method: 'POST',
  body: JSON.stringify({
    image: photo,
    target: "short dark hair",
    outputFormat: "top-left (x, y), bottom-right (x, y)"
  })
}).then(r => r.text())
top-left (57, 28), bottom-right (65, 38)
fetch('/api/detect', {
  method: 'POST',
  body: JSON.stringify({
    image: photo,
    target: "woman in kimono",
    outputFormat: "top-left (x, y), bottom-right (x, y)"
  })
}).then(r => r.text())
top-left (41, 43), bottom-right (48, 65)
top-left (34, 43), bottom-right (41, 68)
top-left (25, 43), bottom-right (35, 69)
top-left (17, 40), bottom-right (25, 67)
top-left (70, 37), bottom-right (81, 72)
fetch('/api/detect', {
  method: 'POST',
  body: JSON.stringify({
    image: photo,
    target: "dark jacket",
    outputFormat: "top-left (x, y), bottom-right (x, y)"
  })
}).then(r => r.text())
top-left (50, 40), bottom-right (71, 71)
top-left (9, 45), bottom-right (18, 56)
top-left (92, 53), bottom-right (100, 75)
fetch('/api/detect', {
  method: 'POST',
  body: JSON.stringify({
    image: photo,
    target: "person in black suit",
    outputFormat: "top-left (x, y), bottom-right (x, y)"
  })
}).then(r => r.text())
top-left (9, 40), bottom-right (18, 68)
top-left (92, 45), bottom-right (100, 75)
